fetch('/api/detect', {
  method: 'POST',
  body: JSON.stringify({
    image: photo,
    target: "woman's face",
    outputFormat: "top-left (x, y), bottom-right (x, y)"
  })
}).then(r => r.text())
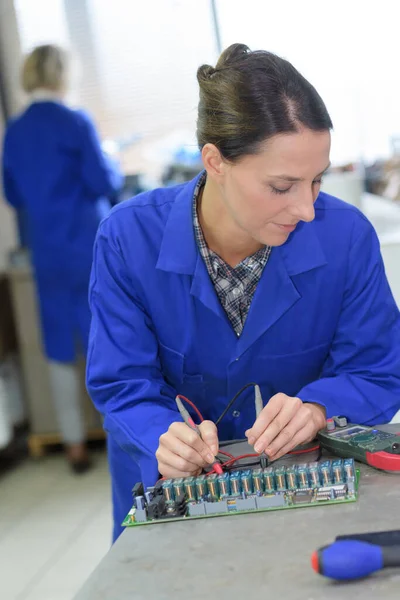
top-left (218, 128), bottom-right (331, 247)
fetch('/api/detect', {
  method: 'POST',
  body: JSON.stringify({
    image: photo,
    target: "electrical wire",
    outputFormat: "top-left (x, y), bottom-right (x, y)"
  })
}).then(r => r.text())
top-left (215, 382), bottom-right (257, 426)
top-left (176, 394), bottom-right (204, 423)
top-left (159, 442), bottom-right (320, 481)
top-left (220, 453), bottom-right (260, 468)
top-left (288, 444), bottom-right (320, 456)
top-left (217, 450), bottom-right (235, 459)
top-left (218, 445), bottom-right (321, 470)
top-left (175, 392), bottom-right (320, 473)
top-left (178, 384), bottom-right (259, 428)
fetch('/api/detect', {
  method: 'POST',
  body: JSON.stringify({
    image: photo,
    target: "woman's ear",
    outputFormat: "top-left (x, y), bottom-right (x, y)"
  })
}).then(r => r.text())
top-left (201, 144), bottom-right (228, 183)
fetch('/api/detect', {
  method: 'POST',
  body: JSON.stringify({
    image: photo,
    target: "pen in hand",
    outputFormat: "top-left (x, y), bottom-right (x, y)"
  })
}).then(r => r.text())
top-left (175, 396), bottom-right (223, 475)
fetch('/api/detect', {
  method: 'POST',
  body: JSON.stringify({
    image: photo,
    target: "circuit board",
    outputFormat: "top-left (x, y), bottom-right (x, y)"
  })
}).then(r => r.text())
top-left (122, 458), bottom-right (359, 527)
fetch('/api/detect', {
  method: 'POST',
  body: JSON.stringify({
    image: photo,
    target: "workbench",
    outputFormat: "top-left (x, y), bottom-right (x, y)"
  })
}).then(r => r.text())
top-left (74, 463), bottom-right (400, 600)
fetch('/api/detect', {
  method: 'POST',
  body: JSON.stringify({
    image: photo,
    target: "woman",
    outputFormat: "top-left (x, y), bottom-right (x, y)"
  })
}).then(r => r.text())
top-left (86, 44), bottom-right (400, 540)
top-left (2, 45), bottom-right (123, 472)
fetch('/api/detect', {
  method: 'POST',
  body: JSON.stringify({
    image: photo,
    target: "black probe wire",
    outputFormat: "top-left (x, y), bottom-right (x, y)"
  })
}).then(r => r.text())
top-left (215, 382), bottom-right (258, 426)
top-left (215, 385), bottom-right (322, 462)
top-left (178, 388), bottom-right (321, 472)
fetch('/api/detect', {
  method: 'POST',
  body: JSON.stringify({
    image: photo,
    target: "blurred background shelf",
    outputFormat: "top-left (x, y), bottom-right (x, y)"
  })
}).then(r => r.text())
top-left (6, 257), bottom-right (103, 456)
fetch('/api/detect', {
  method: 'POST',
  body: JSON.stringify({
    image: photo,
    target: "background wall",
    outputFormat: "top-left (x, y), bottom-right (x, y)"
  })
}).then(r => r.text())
top-left (11, 0), bottom-right (400, 179)
top-left (0, 0), bottom-right (21, 270)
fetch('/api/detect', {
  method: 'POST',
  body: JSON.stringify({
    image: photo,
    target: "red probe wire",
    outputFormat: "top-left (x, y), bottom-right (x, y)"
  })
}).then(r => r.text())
top-left (218, 450), bottom-right (235, 459)
top-left (207, 445), bottom-right (322, 473)
top-left (176, 394), bottom-right (320, 473)
top-left (218, 453), bottom-right (260, 469)
top-left (176, 394), bottom-right (204, 423)
top-left (289, 444), bottom-right (321, 456)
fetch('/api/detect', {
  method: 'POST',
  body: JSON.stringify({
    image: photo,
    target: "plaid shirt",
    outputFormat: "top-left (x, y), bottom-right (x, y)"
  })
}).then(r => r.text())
top-left (193, 172), bottom-right (271, 336)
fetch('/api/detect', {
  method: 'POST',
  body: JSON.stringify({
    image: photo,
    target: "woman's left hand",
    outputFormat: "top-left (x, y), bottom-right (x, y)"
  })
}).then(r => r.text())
top-left (245, 393), bottom-right (326, 461)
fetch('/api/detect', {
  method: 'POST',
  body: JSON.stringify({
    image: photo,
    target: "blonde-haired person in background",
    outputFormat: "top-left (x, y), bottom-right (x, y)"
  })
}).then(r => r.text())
top-left (2, 44), bottom-right (123, 473)
top-left (22, 43), bottom-right (69, 95)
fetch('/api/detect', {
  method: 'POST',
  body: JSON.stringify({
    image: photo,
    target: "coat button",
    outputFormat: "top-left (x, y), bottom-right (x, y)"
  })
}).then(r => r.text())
top-left (232, 410), bottom-right (240, 418)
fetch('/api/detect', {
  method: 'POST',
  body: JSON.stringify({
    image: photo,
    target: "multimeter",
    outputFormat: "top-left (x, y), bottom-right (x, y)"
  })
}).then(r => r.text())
top-left (318, 417), bottom-right (400, 472)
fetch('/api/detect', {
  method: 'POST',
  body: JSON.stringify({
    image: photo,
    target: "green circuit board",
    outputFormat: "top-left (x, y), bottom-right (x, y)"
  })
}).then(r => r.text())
top-left (122, 458), bottom-right (359, 528)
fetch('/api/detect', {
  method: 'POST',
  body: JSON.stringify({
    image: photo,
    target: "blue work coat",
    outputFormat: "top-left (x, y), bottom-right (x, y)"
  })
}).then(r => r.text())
top-left (86, 173), bottom-right (400, 541)
top-left (2, 101), bottom-right (123, 361)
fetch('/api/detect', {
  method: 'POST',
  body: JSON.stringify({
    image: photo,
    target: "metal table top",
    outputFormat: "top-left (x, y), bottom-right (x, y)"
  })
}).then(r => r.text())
top-left (74, 462), bottom-right (400, 600)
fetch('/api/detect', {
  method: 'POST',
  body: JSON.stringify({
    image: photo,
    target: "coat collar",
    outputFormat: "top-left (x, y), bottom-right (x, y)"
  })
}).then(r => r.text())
top-left (156, 173), bottom-right (202, 275)
top-left (156, 171), bottom-right (327, 278)
top-left (157, 172), bottom-right (328, 350)
top-left (27, 89), bottom-right (65, 108)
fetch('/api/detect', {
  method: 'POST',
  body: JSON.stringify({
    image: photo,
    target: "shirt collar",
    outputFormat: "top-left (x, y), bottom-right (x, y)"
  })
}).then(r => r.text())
top-left (29, 88), bottom-right (65, 104)
top-left (192, 172), bottom-right (270, 269)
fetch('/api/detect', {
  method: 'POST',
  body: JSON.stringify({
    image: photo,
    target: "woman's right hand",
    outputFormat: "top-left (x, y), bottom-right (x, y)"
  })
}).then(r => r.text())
top-left (156, 421), bottom-right (219, 479)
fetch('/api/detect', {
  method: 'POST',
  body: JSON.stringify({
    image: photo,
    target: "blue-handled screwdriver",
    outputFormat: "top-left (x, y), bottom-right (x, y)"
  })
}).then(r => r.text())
top-left (312, 540), bottom-right (400, 580)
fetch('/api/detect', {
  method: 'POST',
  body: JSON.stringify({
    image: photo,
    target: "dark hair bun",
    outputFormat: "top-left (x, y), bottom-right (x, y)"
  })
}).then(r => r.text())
top-left (216, 43), bottom-right (250, 69)
top-left (196, 64), bottom-right (216, 84)
top-left (196, 43), bottom-right (332, 161)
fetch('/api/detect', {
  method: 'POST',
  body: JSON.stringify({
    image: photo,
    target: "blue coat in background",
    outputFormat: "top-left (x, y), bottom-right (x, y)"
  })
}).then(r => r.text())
top-left (86, 173), bottom-right (400, 541)
top-left (2, 101), bottom-right (123, 361)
